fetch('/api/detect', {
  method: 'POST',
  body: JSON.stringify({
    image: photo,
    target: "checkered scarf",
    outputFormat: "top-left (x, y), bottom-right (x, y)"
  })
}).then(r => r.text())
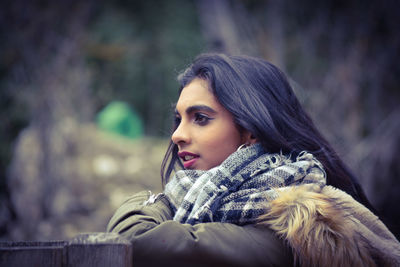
top-left (164, 143), bottom-right (326, 225)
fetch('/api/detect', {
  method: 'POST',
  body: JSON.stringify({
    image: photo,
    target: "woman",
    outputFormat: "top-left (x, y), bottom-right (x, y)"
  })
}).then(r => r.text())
top-left (107, 54), bottom-right (400, 266)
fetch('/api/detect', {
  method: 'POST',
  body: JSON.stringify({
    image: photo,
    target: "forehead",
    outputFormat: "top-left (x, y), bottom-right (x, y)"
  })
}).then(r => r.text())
top-left (176, 79), bottom-right (220, 111)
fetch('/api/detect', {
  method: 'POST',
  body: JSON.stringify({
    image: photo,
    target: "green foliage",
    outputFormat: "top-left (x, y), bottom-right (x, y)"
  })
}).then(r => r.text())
top-left (96, 101), bottom-right (143, 139)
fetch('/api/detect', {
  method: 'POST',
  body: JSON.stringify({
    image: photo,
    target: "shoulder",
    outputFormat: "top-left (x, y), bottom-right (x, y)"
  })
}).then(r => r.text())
top-left (258, 184), bottom-right (400, 266)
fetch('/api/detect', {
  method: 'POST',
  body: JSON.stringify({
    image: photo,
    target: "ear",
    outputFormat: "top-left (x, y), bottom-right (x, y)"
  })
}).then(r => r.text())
top-left (241, 130), bottom-right (257, 145)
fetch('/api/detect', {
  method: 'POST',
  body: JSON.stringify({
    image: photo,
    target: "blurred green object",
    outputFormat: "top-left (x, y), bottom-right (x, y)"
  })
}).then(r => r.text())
top-left (96, 101), bottom-right (144, 139)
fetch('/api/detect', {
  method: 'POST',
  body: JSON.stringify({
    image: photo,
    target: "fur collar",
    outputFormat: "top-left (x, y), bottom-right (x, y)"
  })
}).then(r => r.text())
top-left (258, 184), bottom-right (400, 267)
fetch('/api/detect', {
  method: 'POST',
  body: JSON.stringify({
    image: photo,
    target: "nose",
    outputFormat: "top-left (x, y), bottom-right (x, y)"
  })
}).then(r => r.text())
top-left (171, 122), bottom-right (190, 145)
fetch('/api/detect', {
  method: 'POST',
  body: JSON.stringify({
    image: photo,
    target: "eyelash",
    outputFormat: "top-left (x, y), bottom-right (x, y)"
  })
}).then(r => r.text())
top-left (174, 116), bottom-right (181, 126)
top-left (174, 113), bottom-right (212, 126)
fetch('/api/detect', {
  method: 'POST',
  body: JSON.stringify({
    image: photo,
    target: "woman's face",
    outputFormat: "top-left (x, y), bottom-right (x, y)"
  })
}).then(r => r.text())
top-left (172, 78), bottom-right (244, 170)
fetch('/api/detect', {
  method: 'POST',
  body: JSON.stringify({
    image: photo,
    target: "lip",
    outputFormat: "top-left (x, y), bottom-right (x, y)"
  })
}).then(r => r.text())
top-left (178, 151), bottom-right (200, 169)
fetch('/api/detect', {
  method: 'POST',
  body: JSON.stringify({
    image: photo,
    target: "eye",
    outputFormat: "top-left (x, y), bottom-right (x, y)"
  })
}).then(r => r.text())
top-left (194, 113), bottom-right (212, 126)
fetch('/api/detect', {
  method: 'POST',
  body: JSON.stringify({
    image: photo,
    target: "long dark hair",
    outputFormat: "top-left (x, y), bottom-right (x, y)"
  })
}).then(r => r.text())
top-left (161, 53), bottom-right (374, 211)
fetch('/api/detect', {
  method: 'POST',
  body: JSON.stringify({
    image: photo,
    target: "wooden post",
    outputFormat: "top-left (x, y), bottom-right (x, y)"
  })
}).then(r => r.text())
top-left (0, 241), bottom-right (67, 267)
top-left (0, 233), bottom-right (132, 267)
top-left (66, 232), bottom-right (132, 267)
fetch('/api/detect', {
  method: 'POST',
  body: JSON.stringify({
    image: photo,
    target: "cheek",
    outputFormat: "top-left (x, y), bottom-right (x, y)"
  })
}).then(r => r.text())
top-left (201, 126), bottom-right (242, 164)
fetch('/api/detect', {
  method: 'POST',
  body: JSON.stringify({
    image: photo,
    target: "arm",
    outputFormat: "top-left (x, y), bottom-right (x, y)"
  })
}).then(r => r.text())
top-left (107, 191), bottom-right (293, 267)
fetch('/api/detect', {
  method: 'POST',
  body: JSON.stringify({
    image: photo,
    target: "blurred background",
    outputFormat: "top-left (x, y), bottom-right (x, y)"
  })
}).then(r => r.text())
top-left (0, 0), bottom-right (399, 241)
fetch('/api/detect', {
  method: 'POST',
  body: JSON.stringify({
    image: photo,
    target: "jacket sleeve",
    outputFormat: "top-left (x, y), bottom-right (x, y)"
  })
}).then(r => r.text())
top-left (107, 191), bottom-right (293, 267)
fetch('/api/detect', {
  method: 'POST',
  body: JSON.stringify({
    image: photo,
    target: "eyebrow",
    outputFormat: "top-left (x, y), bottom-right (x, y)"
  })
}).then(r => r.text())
top-left (175, 105), bottom-right (217, 116)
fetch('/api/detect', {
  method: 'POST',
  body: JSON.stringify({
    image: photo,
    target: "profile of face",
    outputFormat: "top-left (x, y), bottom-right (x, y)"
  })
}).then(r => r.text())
top-left (172, 78), bottom-right (248, 170)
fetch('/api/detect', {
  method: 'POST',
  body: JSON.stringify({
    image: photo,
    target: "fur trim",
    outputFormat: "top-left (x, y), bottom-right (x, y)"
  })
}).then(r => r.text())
top-left (258, 184), bottom-right (400, 267)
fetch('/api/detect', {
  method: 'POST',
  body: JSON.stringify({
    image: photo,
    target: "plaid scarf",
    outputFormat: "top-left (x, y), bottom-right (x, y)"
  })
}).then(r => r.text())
top-left (164, 143), bottom-right (326, 225)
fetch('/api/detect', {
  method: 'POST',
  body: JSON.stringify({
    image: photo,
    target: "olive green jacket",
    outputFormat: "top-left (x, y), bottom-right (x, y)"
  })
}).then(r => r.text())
top-left (107, 185), bottom-right (400, 267)
top-left (107, 190), bottom-right (293, 267)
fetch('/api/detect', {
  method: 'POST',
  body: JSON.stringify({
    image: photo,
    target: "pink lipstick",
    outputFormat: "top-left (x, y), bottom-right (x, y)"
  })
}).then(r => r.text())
top-left (178, 151), bottom-right (199, 169)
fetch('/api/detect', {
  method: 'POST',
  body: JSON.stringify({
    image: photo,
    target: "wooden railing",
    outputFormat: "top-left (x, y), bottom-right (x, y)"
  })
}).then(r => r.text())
top-left (0, 233), bottom-right (132, 267)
